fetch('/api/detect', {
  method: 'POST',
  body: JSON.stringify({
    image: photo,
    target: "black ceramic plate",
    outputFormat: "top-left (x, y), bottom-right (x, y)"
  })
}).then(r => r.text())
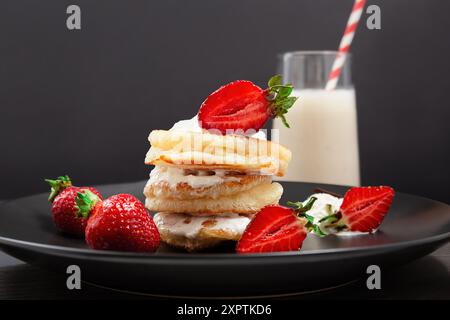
top-left (0, 181), bottom-right (449, 297)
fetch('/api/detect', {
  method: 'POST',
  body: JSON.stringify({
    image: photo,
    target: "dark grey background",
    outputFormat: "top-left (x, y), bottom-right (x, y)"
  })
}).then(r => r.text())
top-left (1, 0), bottom-right (449, 203)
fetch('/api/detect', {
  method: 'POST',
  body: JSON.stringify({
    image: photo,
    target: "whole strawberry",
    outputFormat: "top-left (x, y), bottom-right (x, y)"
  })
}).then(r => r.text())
top-left (198, 75), bottom-right (297, 134)
top-left (85, 194), bottom-right (160, 252)
top-left (45, 175), bottom-right (103, 236)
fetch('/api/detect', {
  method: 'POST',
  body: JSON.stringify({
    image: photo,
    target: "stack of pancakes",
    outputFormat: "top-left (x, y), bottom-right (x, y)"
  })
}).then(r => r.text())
top-left (143, 128), bottom-right (291, 251)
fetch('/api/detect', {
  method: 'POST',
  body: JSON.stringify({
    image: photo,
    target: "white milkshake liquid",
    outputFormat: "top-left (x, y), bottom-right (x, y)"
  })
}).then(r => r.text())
top-left (273, 89), bottom-right (360, 186)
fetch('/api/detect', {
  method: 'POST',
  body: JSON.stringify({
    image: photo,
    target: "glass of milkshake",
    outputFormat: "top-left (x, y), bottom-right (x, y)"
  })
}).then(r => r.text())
top-left (273, 51), bottom-right (360, 186)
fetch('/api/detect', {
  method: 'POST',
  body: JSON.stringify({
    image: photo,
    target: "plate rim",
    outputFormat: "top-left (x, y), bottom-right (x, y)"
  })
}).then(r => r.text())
top-left (0, 232), bottom-right (448, 262)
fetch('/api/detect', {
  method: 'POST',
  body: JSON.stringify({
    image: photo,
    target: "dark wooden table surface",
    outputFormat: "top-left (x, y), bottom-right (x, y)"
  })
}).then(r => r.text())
top-left (0, 243), bottom-right (448, 300)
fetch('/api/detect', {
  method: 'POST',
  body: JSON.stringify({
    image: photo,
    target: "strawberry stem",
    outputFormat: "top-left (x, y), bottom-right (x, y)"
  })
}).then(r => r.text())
top-left (75, 190), bottom-right (101, 219)
top-left (318, 211), bottom-right (347, 231)
top-left (45, 175), bottom-right (72, 202)
top-left (288, 197), bottom-right (327, 236)
top-left (287, 196), bottom-right (317, 214)
top-left (265, 75), bottom-right (298, 128)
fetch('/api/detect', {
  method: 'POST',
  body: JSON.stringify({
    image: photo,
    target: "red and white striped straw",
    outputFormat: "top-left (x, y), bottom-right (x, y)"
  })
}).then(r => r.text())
top-left (325, 0), bottom-right (366, 90)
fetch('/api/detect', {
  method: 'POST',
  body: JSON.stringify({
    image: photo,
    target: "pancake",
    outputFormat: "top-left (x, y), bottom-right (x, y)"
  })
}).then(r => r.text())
top-left (154, 212), bottom-right (252, 251)
top-left (145, 130), bottom-right (291, 176)
top-left (144, 166), bottom-right (272, 200)
top-left (145, 182), bottom-right (283, 215)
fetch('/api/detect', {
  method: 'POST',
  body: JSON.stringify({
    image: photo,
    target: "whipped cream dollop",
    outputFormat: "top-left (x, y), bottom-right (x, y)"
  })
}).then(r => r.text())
top-left (170, 115), bottom-right (203, 133)
top-left (170, 115), bottom-right (267, 140)
top-left (148, 166), bottom-right (241, 189)
top-left (303, 193), bottom-right (370, 236)
top-left (303, 193), bottom-right (343, 225)
top-left (154, 212), bottom-right (251, 239)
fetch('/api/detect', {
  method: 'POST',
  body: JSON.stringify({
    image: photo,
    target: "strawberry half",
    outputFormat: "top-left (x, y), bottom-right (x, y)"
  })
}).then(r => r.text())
top-left (236, 205), bottom-right (307, 254)
top-left (339, 186), bottom-right (395, 232)
top-left (314, 186), bottom-right (395, 234)
top-left (198, 75), bottom-right (298, 134)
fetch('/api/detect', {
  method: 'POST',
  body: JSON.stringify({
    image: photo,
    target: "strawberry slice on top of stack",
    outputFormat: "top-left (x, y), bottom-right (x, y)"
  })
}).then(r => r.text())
top-left (198, 74), bottom-right (298, 133)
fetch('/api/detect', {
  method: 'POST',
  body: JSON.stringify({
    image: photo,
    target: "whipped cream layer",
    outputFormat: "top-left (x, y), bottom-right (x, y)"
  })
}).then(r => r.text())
top-left (170, 115), bottom-right (267, 140)
top-left (154, 212), bottom-right (251, 239)
top-left (148, 166), bottom-right (242, 189)
top-left (304, 193), bottom-right (370, 236)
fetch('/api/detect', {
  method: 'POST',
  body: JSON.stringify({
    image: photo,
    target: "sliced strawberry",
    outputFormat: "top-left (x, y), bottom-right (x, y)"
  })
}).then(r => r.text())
top-left (284, 186), bottom-right (395, 236)
top-left (198, 75), bottom-right (297, 134)
top-left (338, 186), bottom-right (395, 232)
top-left (236, 205), bottom-right (307, 254)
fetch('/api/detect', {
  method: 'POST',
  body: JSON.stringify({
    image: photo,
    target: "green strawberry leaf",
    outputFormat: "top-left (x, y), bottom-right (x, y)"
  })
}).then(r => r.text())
top-left (45, 175), bottom-right (72, 202)
top-left (278, 97), bottom-right (297, 110)
top-left (286, 200), bottom-right (303, 209)
top-left (277, 86), bottom-right (293, 99)
top-left (268, 74), bottom-right (282, 87)
top-left (265, 75), bottom-right (298, 128)
top-left (312, 224), bottom-right (328, 237)
top-left (74, 190), bottom-right (101, 219)
top-left (301, 196), bottom-right (318, 213)
top-left (304, 213), bottom-right (315, 224)
top-left (318, 212), bottom-right (340, 224)
top-left (287, 196), bottom-right (317, 214)
top-left (279, 114), bottom-right (290, 128)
